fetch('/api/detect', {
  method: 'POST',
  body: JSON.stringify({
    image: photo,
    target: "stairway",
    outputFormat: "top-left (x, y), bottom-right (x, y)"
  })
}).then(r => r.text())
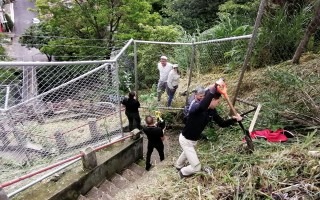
top-left (77, 163), bottom-right (146, 200)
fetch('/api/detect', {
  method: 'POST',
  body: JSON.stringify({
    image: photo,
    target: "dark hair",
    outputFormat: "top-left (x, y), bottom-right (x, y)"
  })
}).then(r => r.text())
top-left (145, 115), bottom-right (154, 125)
top-left (128, 91), bottom-right (135, 99)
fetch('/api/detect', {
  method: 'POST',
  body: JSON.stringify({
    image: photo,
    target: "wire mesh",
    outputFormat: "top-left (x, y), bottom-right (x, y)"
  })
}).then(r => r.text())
top-left (0, 60), bottom-right (125, 192)
top-left (0, 36), bottom-right (250, 194)
top-left (194, 36), bottom-right (251, 74)
top-left (134, 36), bottom-right (251, 108)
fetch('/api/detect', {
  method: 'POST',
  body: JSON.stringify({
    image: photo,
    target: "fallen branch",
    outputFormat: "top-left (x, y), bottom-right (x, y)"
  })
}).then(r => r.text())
top-left (276, 183), bottom-right (320, 193)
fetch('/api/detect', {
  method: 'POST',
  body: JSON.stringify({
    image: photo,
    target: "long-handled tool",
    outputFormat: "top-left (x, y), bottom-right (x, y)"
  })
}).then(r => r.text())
top-left (215, 80), bottom-right (254, 152)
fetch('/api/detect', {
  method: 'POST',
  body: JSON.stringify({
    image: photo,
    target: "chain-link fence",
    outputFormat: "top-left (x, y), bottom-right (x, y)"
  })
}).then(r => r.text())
top-left (134, 35), bottom-right (251, 108)
top-left (0, 36), bottom-right (251, 194)
top-left (0, 40), bottom-right (137, 193)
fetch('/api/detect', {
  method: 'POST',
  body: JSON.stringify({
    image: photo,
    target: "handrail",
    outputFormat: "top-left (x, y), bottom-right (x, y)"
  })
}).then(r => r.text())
top-left (0, 134), bottom-right (132, 189)
top-left (7, 158), bottom-right (81, 198)
top-left (0, 154), bottom-right (84, 188)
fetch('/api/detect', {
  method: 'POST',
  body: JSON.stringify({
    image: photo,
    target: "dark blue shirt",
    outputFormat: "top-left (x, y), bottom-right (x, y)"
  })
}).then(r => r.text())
top-left (182, 91), bottom-right (236, 141)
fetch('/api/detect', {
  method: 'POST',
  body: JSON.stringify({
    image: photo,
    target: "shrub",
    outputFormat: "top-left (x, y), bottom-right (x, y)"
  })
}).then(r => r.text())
top-left (252, 4), bottom-right (313, 67)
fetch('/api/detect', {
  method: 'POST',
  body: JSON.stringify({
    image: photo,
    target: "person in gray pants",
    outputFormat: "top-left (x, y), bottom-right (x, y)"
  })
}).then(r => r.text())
top-left (157, 55), bottom-right (172, 103)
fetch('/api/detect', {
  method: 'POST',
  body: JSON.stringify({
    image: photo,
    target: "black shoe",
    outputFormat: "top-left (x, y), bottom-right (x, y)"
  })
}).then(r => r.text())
top-left (178, 170), bottom-right (186, 179)
top-left (146, 164), bottom-right (153, 171)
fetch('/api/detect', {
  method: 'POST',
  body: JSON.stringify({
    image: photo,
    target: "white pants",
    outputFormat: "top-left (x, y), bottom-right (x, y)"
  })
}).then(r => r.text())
top-left (175, 134), bottom-right (201, 176)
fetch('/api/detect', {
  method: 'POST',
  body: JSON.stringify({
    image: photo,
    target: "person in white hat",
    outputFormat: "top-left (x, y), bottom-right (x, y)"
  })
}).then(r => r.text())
top-left (166, 64), bottom-right (180, 107)
top-left (157, 56), bottom-right (173, 103)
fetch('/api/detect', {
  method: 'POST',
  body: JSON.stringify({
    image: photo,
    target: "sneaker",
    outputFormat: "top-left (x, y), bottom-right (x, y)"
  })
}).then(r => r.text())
top-left (178, 170), bottom-right (191, 179)
top-left (173, 164), bottom-right (182, 171)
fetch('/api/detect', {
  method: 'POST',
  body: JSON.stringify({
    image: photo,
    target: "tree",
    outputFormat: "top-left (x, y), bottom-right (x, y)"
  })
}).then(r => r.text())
top-left (162, 0), bottom-right (228, 33)
top-left (218, 0), bottom-right (259, 25)
top-left (19, 23), bottom-right (56, 61)
top-left (292, 1), bottom-right (320, 64)
top-left (33, 0), bottom-right (162, 60)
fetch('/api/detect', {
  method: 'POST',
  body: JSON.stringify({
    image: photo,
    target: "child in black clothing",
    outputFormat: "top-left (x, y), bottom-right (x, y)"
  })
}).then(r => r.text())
top-left (142, 115), bottom-right (165, 171)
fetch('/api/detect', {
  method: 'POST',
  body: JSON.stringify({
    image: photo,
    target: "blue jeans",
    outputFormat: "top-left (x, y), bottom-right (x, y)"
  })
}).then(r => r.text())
top-left (166, 86), bottom-right (177, 107)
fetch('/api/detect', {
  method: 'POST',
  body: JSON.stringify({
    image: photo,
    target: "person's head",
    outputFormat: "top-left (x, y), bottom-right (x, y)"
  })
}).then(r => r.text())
top-left (145, 115), bottom-right (154, 126)
top-left (194, 86), bottom-right (206, 101)
top-left (173, 64), bottom-right (179, 73)
top-left (160, 56), bottom-right (168, 66)
top-left (128, 91), bottom-right (136, 99)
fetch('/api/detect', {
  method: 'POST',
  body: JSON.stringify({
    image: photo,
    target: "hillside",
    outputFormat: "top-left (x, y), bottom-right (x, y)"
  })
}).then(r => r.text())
top-left (121, 54), bottom-right (320, 199)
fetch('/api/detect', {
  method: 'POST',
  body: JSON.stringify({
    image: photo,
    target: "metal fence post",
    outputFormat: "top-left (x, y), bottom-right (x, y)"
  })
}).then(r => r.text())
top-left (185, 38), bottom-right (196, 105)
top-left (114, 61), bottom-right (124, 137)
top-left (134, 40), bottom-right (138, 99)
top-left (4, 85), bottom-right (10, 110)
top-left (232, 0), bottom-right (267, 105)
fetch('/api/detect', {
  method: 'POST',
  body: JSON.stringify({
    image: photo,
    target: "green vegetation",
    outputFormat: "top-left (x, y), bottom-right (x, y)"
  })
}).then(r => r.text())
top-left (2, 0), bottom-right (319, 199)
top-left (117, 54), bottom-right (320, 199)
top-left (16, 0), bottom-right (320, 92)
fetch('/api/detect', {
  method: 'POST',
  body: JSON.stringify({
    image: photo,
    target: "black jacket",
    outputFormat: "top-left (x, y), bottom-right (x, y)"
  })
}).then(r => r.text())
top-left (182, 91), bottom-right (236, 141)
top-left (121, 98), bottom-right (140, 113)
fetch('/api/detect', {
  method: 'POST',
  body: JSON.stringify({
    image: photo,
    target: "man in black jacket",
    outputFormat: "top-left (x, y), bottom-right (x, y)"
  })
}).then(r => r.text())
top-left (121, 91), bottom-right (141, 131)
top-left (143, 115), bottom-right (165, 171)
top-left (175, 79), bottom-right (242, 178)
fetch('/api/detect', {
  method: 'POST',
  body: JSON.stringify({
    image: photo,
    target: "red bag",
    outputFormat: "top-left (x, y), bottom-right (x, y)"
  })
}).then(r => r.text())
top-left (249, 129), bottom-right (294, 143)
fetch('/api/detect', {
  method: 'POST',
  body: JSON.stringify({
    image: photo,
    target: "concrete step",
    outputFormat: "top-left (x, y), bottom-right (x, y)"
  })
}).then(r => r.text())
top-left (121, 168), bottom-right (140, 182)
top-left (85, 186), bottom-right (113, 200)
top-left (128, 163), bottom-right (146, 176)
top-left (110, 173), bottom-right (130, 189)
top-left (99, 179), bottom-right (120, 197)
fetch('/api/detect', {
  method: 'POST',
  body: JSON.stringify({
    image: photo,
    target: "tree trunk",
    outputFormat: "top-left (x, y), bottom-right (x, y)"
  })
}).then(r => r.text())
top-left (232, 0), bottom-right (267, 106)
top-left (292, 3), bottom-right (320, 64)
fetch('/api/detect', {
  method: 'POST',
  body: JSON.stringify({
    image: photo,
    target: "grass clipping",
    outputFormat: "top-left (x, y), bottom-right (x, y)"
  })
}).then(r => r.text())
top-left (118, 129), bottom-right (320, 200)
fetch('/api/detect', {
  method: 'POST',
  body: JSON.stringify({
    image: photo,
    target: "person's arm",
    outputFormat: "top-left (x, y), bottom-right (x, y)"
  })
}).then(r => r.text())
top-left (159, 128), bottom-right (165, 141)
top-left (137, 100), bottom-right (140, 108)
top-left (210, 109), bottom-right (237, 128)
top-left (167, 70), bottom-right (174, 89)
top-left (121, 97), bottom-right (127, 106)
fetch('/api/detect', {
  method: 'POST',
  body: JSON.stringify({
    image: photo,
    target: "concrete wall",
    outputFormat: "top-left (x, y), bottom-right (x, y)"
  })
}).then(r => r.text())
top-left (12, 136), bottom-right (143, 200)
top-left (49, 137), bottom-right (143, 200)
